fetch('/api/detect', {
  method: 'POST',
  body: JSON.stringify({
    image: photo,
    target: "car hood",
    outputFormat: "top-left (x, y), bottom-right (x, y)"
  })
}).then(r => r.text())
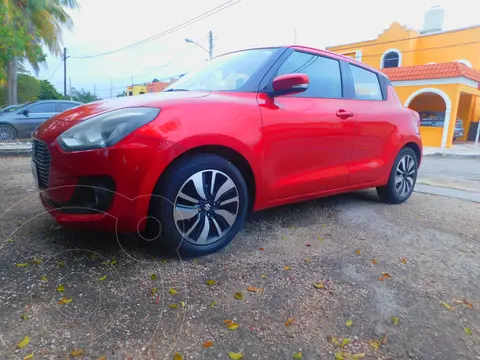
top-left (33, 91), bottom-right (210, 142)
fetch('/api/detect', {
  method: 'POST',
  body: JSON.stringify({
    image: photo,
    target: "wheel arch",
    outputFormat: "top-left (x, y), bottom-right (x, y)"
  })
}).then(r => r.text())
top-left (154, 144), bottom-right (257, 213)
top-left (403, 141), bottom-right (422, 166)
top-left (0, 123), bottom-right (18, 139)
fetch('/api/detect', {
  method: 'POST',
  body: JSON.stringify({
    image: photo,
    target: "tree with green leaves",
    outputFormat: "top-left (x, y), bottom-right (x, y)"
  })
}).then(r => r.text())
top-left (116, 90), bottom-right (127, 97)
top-left (70, 87), bottom-right (99, 103)
top-left (38, 79), bottom-right (63, 100)
top-left (2, 0), bottom-right (79, 105)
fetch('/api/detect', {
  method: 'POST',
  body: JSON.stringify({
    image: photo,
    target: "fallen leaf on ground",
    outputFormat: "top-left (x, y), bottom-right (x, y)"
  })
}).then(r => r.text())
top-left (97, 356), bottom-right (107, 360)
top-left (98, 275), bottom-right (107, 281)
top-left (464, 327), bottom-right (472, 335)
top-left (210, 301), bottom-right (217, 307)
top-left (16, 336), bottom-right (30, 349)
top-left (109, 257), bottom-right (117, 265)
top-left (392, 316), bottom-right (399, 325)
top-left (161, 259), bottom-right (168, 263)
top-left (228, 352), bottom-right (243, 360)
top-left (285, 317), bottom-right (294, 326)
top-left (150, 274), bottom-right (157, 280)
top-left (293, 351), bottom-right (303, 359)
top-left (226, 321), bottom-right (239, 330)
top-left (202, 340), bottom-right (213, 348)
top-left (379, 277), bottom-right (384, 281)
top-left (305, 243), bottom-right (311, 247)
top-left (234, 292), bottom-right (244, 300)
top-left (401, 258), bottom-right (407, 264)
top-left (329, 336), bottom-right (340, 346)
top-left (180, 301), bottom-right (185, 307)
top-left (261, 275), bottom-right (268, 278)
top-left (247, 286), bottom-right (264, 292)
top-left (345, 319), bottom-right (353, 327)
top-left (23, 353), bottom-right (33, 360)
top-left (284, 266), bottom-right (291, 271)
top-left (371, 259), bottom-right (378, 264)
top-left (305, 259), bottom-right (312, 263)
top-left (16, 263), bottom-right (28, 268)
top-left (56, 284), bottom-right (65, 292)
top-left (7, 238), bottom-right (13, 243)
top-left (58, 297), bottom-right (72, 305)
top-left (88, 253), bottom-right (98, 260)
top-left (340, 338), bottom-right (350, 348)
top-left (173, 352), bottom-right (183, 360)
top-left (206, 279), bottom-right (216, 285)
top-left (382, 273), bottom-right (392, 278)
top-left (369, 340), bottom-right (380, 350)
top-left (259, 247), bottom-right (264, 251)
top-left (70, 349), bottom-right (84, 357)
top-left (20, 314), bottom-right (29, 320)
top-left (382, 333), bottom-right (388, 345)
top-left (58, 261), bottom-right (66, 267)
top-left (355, 249), bottom-right (361, 255)
top-left (318, 236), bottom-right (324, 241)
top-left (463, 299), bottom-right (473, 309)
top-left (30, 257), bottom-right (42, 265)
top-left (40, 275), bottom-right (48, 282)
top-left (169, 288), bottom-right (177, 295)
top-left (312, 283), bottom-right (324, 289)
top-left (441, 302), bottom-right (456, 310)
top-left (151, 287), bottom-right (157, 296)
top-left (169, 304), bottom-right (179, 309)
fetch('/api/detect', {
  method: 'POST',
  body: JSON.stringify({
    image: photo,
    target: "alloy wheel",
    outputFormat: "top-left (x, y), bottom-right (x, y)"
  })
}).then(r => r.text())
top-left (0, 126), bottom-right (14, 141)
top-left (395, 155), bottom-right (416, 197)
top-left (173, 169), bottom-right (239, 245)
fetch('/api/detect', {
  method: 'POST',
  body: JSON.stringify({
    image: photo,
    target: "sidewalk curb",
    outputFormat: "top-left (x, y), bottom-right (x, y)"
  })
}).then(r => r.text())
top-left (0, 148), bottom-right (32, 157)
top-left (423, 152), bottom-right (480, 159)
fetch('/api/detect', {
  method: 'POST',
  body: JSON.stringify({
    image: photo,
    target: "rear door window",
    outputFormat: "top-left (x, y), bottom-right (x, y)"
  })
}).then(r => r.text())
top-left (348, 64), bottom-right (383, 100)
top-left (28, 102), bottom-right (57, 113)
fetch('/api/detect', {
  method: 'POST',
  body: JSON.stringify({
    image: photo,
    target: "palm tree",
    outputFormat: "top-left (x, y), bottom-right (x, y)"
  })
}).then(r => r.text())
top-left (4, 0), bottom-right (79, 104)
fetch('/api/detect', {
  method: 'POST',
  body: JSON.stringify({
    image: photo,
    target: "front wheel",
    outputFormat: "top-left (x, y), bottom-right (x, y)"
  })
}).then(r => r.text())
top-left (376, 147), bottom-right (418, 204)
top-left (0, 125), bottom-right (16, 141)
top-left (150, 154), bottom-right (249, 257)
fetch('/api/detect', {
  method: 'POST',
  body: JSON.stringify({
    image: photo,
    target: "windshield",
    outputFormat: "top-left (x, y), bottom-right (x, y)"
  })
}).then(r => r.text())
top-left (1, 104), bottom-right (20, 113)
top-left (164, 48), bottom-right (276, 92)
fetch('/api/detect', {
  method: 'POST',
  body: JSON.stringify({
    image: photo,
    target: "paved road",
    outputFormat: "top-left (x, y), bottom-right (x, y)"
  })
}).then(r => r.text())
top-left (0, 157), bottom-right (478, 360)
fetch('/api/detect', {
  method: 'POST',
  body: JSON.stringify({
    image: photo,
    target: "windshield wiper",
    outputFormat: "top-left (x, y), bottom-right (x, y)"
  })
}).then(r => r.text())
top-left (164, 88), bottom-right (189, 92)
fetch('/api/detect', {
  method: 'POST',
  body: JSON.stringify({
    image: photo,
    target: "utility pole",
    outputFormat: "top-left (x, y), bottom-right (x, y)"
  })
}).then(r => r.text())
top-left (63, 47), bottom-right (67, 98)
top-left (109, 78), bottom-right (113, 98)
top-left (131, 76), bottom-right (134, 86)
top-left (69, 77), bottom-right (72, 100)
top-left (93, 85), bottom-right (96, 98)
top-left (208, 30), bottom-right (213, 60)
top-left (7, 59), bottom-right (18, 105)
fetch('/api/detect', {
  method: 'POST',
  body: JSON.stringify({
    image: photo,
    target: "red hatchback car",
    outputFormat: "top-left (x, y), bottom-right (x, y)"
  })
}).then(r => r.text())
top-left (32, 46), bottom-right (422, 256)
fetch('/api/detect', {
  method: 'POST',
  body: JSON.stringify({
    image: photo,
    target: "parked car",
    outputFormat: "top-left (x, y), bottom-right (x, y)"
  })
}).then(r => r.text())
top-left (453, 118), bottom-right (464, 140)
top-left (0, 100), bottom-right (81, 140)
top-left (32, 46), bottom-right (422, 256)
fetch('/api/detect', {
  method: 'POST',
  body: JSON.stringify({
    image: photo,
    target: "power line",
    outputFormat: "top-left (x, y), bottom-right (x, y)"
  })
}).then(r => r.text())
top-left (42, 60), bottom-right (63, 81)
top-left (71, 0), bottom-right (241, 59)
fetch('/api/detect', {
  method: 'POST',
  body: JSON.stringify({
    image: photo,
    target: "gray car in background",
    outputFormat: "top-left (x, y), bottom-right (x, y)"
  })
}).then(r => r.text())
top-left (0, 100), bottom-right (81, 140)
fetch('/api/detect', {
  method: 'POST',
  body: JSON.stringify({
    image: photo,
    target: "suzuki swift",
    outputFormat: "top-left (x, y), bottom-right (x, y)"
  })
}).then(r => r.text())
top-left (32, 46), bottom-right (422, 256)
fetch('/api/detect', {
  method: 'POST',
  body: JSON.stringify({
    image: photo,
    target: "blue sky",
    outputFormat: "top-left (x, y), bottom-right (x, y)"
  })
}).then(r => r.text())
top-left (35, 0), bottom-right (480, 99)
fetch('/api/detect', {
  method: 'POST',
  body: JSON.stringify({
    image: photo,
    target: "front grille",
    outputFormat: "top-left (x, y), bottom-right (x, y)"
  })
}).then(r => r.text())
top-left (32, 140), bottom-right (51, 188)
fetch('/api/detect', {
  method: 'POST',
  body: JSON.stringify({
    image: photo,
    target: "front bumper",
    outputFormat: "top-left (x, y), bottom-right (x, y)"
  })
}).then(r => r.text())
top-left (33, 134), bottom-right (174, 233)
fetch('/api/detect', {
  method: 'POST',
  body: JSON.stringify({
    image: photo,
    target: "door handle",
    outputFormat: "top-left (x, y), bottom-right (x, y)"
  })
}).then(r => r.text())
top-left (336, 109), bottom-right (354, 118)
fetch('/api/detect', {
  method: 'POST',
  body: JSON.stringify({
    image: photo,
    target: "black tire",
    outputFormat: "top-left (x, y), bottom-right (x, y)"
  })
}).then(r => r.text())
top-left (376, 147), bottom-right (418, 204)
top-left (150, 154), bottom-right (249, 257)
top-left (0, 124), bottom-right (17, 141)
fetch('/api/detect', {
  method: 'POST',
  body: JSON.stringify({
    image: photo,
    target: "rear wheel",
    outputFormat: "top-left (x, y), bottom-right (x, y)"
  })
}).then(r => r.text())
top-left (0, 125), bottom-right (16, 141)
top-left (150, 154), bottom-right (249, 257)
top-left (377, 147), bottom-right (418, 204)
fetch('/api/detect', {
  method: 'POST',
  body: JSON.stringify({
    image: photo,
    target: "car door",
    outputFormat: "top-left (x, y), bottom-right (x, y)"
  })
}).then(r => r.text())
top-left (258, 50), bottom-right (357, 202)
top-left (344, 63), bottom-right (398, 185)
top-left (17, 102), bottom-right (58, 137)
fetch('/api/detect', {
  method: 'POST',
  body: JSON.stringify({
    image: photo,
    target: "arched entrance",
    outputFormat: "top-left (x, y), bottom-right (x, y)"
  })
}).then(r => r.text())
top-left (404, 88), bottom-right (452, 148)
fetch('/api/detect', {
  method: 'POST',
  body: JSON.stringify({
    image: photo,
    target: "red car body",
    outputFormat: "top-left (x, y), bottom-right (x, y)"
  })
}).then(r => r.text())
top-left (33, 45), bottom-right (422, 238)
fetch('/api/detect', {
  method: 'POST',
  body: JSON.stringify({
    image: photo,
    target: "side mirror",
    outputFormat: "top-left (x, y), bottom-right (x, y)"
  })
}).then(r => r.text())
top-left (20, 109), bottom-right (29, 116)
top-left (269, 73), bottom-right (309, 97)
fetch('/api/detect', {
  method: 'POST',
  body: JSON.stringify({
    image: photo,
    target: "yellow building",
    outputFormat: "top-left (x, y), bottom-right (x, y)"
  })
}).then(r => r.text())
top-left (126, 84), bottom-right (147, 97)
top-left (327, 6), bottom-right (480, 148)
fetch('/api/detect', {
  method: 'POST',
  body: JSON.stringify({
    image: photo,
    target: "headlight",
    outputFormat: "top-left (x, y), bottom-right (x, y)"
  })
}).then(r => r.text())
top-left (58, 107), bottom-right (160, 151)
